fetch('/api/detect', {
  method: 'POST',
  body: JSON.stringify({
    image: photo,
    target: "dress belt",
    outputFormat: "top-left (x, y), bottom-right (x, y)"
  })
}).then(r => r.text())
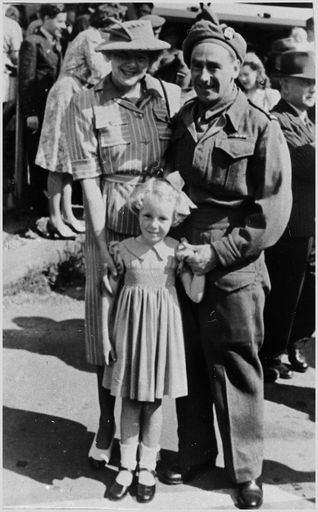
top-left (103, 173), bottom-right (143, 185)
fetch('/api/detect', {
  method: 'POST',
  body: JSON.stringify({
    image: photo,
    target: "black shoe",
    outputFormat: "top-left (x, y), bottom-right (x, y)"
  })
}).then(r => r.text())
top-left (108, 468), bottom-right (133, 501)
top-left (262, 357), bottom-right (293, 381)
top-left (263, 366), bottom-right (279, 383)
top-left (276, 362), bottom-right (293, 379)
top-left (288, 347), bottom-right (308, 372)
top-left (136, 470), bottom-right (156, 503)
top-left (237, 478), bottom-right (263, 509)
top-left (160, 462), bottom-right (212, 485)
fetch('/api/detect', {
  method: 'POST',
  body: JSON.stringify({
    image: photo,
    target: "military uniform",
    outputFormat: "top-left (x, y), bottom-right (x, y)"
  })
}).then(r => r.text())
top-left (170, 89), bottom-right (292, 483)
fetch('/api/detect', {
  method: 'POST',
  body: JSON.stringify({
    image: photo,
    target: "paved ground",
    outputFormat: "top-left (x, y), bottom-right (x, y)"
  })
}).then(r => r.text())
top-left (2, 285), bottom-right (315, 512)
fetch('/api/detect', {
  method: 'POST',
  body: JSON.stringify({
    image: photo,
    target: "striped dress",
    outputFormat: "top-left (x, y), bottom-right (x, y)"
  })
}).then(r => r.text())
top-left (66, 73), bottom-right (181, 366)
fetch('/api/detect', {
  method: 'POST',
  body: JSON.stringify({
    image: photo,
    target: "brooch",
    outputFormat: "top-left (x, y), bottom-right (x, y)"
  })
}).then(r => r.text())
top-left (223, 27), bottom-right (235, 40)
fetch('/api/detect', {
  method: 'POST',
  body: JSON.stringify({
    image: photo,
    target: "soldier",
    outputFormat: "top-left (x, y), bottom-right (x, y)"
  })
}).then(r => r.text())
top-left (162, 20), bottom-right (292, 509)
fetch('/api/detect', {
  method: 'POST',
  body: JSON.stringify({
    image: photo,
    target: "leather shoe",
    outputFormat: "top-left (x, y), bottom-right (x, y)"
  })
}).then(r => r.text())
top-left (288, 347), bottom-right (308, 372)
top-left (160, 462), bottom-right (212, 485)
top-left (136, 470), bottom-right (156, 503)
top-left (108, 468), bottom-right (133, 501)
top-left (262, 357), bottom-right (293, 381)
top-left (237, 478), bottom-right (263, 509)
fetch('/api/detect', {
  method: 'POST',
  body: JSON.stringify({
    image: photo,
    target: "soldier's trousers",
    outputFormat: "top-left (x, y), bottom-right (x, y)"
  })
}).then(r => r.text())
top-left (175, 255), bottom-right (268, 484)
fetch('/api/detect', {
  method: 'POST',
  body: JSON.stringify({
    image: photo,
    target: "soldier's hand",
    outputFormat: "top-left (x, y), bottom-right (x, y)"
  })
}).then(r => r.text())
top-left (179, 239), bottom-right (218, 275)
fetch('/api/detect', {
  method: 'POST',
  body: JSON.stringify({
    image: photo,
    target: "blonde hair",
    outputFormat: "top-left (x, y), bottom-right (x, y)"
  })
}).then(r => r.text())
top-left (129, 178), bottom-right (184, 227)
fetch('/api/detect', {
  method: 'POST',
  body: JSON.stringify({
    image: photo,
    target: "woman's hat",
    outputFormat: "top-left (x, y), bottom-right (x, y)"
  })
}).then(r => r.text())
top-left (95, 19), bottom-right (170, 52)
top-left (279, 50), bottom-right (315, 79)
top-left (183, 20), bottom-right (247, 66)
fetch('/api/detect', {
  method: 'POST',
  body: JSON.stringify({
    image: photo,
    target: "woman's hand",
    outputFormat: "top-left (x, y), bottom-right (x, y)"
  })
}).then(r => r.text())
top-left (103, 341), bottom-right (117, 367)
top-left (100, 249), bottom-right (118, 296)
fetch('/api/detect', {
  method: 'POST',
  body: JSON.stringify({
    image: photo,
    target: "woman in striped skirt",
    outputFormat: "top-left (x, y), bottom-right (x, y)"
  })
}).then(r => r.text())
top-left (65, 18), bottom-right (181, 467)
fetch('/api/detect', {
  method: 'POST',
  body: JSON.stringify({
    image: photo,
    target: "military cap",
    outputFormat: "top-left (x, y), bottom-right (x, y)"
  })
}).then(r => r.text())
top-left (280, 49), bottom-right (315, 80)
top-left (183, 20), bottom-right (247, 66)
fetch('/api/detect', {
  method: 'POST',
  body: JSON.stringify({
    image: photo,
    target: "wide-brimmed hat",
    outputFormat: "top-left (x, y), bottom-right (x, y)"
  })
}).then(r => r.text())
top-left (95, 19), bottom-right (170, 52)
top-left (183, 20), bottom-right (247, 66)
top-left (279, 50), bottom-right (315, 79)
top-left (270, 37), bottom-right (297, 55)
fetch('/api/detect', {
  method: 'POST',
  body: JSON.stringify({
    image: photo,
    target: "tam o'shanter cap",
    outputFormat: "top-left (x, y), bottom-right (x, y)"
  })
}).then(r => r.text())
top-left (279, 50), bottom-right (315, 79)
top-left (95, 19), bottom-right (170, 52)
top-left (183, 20), bottom-right (247, 66)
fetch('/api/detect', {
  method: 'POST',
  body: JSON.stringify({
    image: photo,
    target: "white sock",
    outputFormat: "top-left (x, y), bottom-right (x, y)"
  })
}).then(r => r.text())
top-left (120, 442), bottom-right (138, 471)
top-left (116, 468), bottom-right (133, 487)
top-left (139, 443), bottom-right (159, 472)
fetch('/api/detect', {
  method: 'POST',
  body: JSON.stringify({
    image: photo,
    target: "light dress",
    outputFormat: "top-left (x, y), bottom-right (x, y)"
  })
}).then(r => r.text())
top-left (35, 27), bottom-right (111, 173)
top-left (103, 236), bottom-right (188, 402)
top-left (248, 88), bottom-right (280, 112)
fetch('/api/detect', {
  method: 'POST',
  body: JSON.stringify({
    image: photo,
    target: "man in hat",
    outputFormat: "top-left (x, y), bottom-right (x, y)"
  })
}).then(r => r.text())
top-left (162, 20), bottom-right (292, 509)
top-left (260, 50), bottom-right (315, 382)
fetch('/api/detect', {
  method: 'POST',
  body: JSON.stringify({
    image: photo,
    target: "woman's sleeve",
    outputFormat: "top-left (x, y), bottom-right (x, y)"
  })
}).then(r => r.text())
top-left (65, 89), bottom-right (102, 180)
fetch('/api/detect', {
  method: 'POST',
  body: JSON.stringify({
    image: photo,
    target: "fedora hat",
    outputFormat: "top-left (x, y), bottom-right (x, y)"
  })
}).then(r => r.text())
top-left (95, 19), bottom-right (170, 52)
top-left (280, 50), bottom-right (315, 79)
top-left (270, 37), bottom-right (296, 55)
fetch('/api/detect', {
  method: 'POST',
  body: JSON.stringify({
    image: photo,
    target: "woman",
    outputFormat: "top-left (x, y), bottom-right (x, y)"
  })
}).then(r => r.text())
top-left (238, 52), bottom-right (280, 112)
top-left (65, 19), bottom-right (181, 467)
top-left (35, 4), bottom-right (124, 239)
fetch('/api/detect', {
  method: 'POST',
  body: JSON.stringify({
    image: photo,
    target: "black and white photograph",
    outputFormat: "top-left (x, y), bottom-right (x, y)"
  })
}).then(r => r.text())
top-left (2, 0), bottom-right (316, 510)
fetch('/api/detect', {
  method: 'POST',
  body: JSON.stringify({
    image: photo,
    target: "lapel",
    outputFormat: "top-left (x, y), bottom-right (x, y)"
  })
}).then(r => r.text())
top-left (275, 99), bottom-right (315, 144)
top-left (37, 30), bottom-right (61, 71)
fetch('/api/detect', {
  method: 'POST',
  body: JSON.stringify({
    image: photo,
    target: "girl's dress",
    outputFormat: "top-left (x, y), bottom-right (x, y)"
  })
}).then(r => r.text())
top-left (103, 236), bottom-right (188, 402)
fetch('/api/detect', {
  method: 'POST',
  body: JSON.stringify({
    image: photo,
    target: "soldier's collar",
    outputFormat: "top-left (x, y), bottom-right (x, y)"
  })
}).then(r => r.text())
top-left (223, 89), bottom-right (249, 131)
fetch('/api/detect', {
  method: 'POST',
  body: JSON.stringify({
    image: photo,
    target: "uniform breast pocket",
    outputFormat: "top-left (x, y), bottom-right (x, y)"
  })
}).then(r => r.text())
top-left (153, 107), bottom-right (172, 141)
top-left (212, 136), bottom-right (255, 194)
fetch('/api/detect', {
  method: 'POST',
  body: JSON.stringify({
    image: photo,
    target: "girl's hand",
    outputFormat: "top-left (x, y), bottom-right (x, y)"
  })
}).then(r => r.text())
top-left (109, 241), bottom-right (125, 275)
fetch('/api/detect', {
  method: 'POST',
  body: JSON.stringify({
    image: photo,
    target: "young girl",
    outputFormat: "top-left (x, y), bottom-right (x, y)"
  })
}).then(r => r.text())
top-left (102, 174), bottom-right (205, 503)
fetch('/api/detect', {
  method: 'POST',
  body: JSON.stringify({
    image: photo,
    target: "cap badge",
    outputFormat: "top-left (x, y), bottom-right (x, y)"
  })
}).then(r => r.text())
top-left (223, 27), bottom-right (235, 40)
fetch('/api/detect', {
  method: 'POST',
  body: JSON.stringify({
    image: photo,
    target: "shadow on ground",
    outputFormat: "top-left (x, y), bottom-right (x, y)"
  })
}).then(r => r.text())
top-left (3, 406), bottom-right (118, 489)
top-left (3, 316), bottom-right (93, 373)
top-left (264, 383), bottom-right (315, 421)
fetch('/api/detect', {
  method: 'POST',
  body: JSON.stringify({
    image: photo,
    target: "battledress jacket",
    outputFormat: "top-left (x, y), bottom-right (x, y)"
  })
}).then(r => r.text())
top-left (170, 89), bottom-right (292, 272)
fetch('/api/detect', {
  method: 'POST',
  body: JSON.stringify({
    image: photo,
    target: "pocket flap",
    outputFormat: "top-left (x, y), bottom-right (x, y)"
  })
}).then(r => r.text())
top-left (215, 137), bottom-right (255, 159)
top-left (211, 262), bottom-right (256, 292)
top-left (93, 105), bottom-right (127, 129)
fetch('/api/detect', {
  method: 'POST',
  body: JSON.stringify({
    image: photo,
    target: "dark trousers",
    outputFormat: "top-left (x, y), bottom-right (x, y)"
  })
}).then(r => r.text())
top-left (176, 256), bottom-right (267, 484)
top-left (260, 236), bottom-right (314, 359)
top-left (25, 126), bottom-right (48, 216)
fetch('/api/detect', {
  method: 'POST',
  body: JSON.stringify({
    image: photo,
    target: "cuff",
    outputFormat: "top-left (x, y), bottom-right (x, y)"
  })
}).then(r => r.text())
top-left (72, 158), bottom-right (102, 180)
